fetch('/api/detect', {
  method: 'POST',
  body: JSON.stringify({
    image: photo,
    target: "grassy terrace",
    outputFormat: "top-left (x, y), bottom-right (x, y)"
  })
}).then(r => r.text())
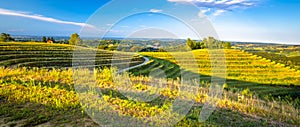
top-left (0, 42), bottom-right (299, 126)
top-left (0, 42), bottom-right (145, 68)
top-left (1, 67), bottom-right (299, 126)
top-left (140, 50), bottom-right (300, 99)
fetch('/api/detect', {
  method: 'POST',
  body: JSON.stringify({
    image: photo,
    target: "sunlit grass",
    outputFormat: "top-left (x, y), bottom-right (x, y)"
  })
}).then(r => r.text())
top-left (0, 42), bottom-right (299, 126)
top-left (0, 67), bottom-right (299, 126)
top-left (141, 49), bottom-right (300, 86)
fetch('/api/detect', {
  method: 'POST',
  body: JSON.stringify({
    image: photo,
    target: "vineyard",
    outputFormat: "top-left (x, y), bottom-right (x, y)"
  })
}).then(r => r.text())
top-left (0, 42), bottom-right (300, 126)
top-left (246, 50), bottom-right (300, 70)
top-left (140, 50), bottom-right (300, 99)
top-left (0, 42), bottom-right (144, 68)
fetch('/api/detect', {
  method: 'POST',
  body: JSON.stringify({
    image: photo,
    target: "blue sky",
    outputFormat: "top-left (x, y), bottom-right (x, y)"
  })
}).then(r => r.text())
top-left (0, 0), bottom-right (299, 44)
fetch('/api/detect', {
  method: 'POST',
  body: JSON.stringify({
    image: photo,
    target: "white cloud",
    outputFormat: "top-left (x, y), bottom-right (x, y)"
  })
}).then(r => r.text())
top-left (201, 8), bottom-right (211, 14)
top-left (0, 8), bottom-right (94, 28)
top-left (168, 0), bottom-right (257, 16)
top-left (167, 0), bottom-right (192, 2)
top-left (213, 9), bottom-right (226, 16)
top-left (149, 9), bottom-right (163, 13)
top-left (215, 0), bottom-right (229, 4)
top-left (226, 0), bottom-right (246, 5)
top-left (198, 8), bottom-right (211, 18)
top-left (167, 0), bottom-right (257, 10)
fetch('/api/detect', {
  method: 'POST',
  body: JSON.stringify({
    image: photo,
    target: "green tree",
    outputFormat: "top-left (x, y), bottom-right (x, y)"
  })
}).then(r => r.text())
top-left (207, 37), bottom-right (218, 48)
top-left (195, 42), bottom-right (201, 49)
top-left (186, 38), bottom-right (196, 50)
top-left (42, 36), bottom-right (47, 42)
top-left (50, 37), bottom-right (56, 43)
top-left (200, 42), bottom-right (206, 49)
top-left (202, 38), bottom-right (208, 48)
top-left (223, 42), bottom-right (232, 49)
top-left (69, 33), bottom-right (82, 45)
top-left (107, 44), bottom-right (117, 51)
top-left (0, 33), bottom-right (14, 42)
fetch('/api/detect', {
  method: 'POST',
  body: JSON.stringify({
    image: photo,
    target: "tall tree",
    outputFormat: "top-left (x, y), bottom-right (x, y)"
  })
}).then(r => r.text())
top-left (200, 42), bottom-right (206, 49)
top-left (185, 36), bottom-right (232, 50)
top-left (207, 37), bottom-right (217, 48)
top-left (202, 38), bottom-right (208, 48)
top-left (69, 33), bottom-right (82, 45)
top-left (0, 33), bottom-right (14, 42)
top-left (50, 37), bottom-right (56, 43)
top-left (42, 36), bottom-right (47, 42)
top-left (223, 42), bottom-right (232, 49)
top-left (186, 38), bottom-right (196, 50)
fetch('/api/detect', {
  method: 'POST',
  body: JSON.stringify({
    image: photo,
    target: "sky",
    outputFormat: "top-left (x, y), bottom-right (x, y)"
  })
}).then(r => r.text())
top-left (0, 0), bottom-right (299, 44)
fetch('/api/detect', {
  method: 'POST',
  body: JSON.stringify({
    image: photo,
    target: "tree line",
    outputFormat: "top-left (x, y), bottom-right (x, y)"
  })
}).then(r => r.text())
top-left (0, 33), bottom-right (14, 42)
top-left (0, 32), bottom-right (82, 45)
top-left (42, 33), bottom-right (82, 45)
top-left (186, 37), bottom-right (231, 49)
top-left (1, 32), bottom-right (232, 51)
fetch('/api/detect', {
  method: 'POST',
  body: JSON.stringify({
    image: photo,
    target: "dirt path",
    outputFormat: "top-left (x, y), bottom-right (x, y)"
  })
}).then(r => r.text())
top-left (117, 56), bottom-right (149, 73)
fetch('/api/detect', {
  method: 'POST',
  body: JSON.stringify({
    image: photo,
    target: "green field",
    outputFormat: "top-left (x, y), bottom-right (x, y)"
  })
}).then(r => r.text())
top-left (140, 50), bottom-right (300, 99)
top-left (0, 42), bottom-right (144, 68)
top-left (0, 42), bottom-right (299, 126)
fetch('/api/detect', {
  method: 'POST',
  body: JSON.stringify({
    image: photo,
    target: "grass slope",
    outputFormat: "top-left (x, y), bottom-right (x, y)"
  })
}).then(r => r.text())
top-left (0, 43), bottom-right (299, 126)
top-left (140, 49), bottom-right (300, 100)
top-left (0, 42), bottom-right (144, 68)
top-left (1, 67), bottom-right (299, 126)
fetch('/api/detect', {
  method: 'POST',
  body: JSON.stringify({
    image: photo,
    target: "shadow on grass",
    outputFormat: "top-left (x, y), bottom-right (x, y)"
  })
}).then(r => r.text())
top-left (130, 56), bottom-right (300, 102)
top-left (0, 97), bottom-right (96, 127)
top-left (1, 76), bottom-right (75, 91)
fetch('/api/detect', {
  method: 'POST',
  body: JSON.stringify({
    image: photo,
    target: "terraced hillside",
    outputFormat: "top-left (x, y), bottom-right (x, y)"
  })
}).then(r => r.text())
top-left (130, 57), bottom-right (182, 79)
top-left (0, 42), bottom-right (144, 68)
top-left (0, 42), bottom-right (299, 126)
top-left (246, 50), bottom-right (300, 70)
top-left (140, 49), bottom-right (300, 99)
top-left (1, 67), bottom-right (299, 126)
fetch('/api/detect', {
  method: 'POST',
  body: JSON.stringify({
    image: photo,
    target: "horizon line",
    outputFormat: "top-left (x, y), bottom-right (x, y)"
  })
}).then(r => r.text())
top-left (8, 34), bottom-right (299, 45)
